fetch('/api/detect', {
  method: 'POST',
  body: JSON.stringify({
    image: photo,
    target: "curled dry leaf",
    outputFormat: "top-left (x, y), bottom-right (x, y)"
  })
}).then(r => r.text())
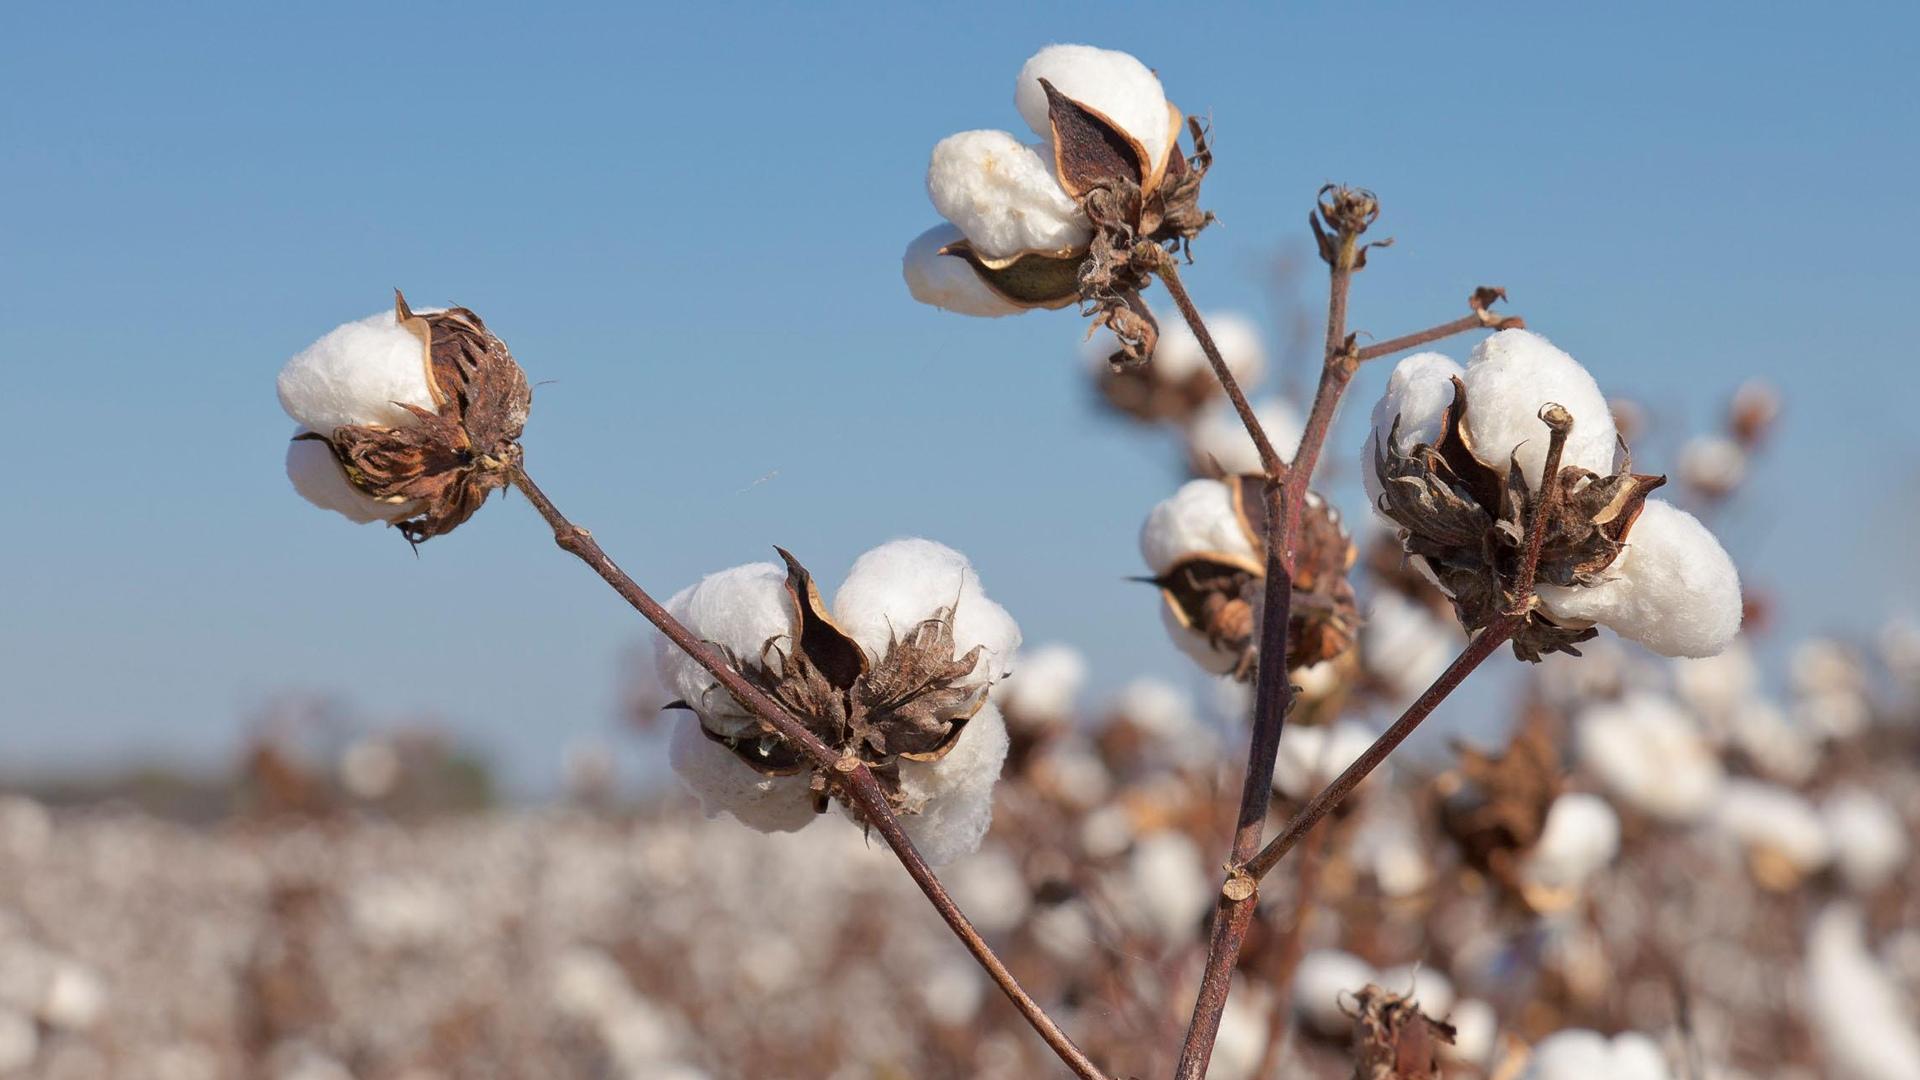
top-left (1436, 711), bottom-right (1567, 912)
top-left (1348, 985), bottom-right (1456, 1080)
top-left (309, 292), bottom-right (532, 544)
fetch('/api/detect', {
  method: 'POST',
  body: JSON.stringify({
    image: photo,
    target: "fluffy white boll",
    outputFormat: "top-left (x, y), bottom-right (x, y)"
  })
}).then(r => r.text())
top-left (1679, 434), bottom-right (1748, 494)
top-left (995, 643), bottom-right (1088, 725)
top-left (885, 703), bottom-right (1011, 867)
top-left (1820, 789), bottom-right (1908, 893)
top-left (829, 538), bottom-right (1020, 686)
top-left (1713, 780), bottom-right (1832, 874)
top-left (1521, 792), bottom-right (1621, 894)
top-left (1576, 692), bottom-right (1723, 823)
top-left (1140, 478), bottom-right (1258, 577)
top-left (1150, 309), bottom-right (1266, 385)
top-left (1806, 904), bottom-right (1920, 1080)
top-left (926, 129), bottom-right (1090, 259)
top-left (284, 428), bottom-right (414, 524)
top-left (1124, 831), bottom-right (1211, 942)
top-left (654, 562), bottom-right (795, 738)
top-left (1360, 590), bottom-right (1460, 708)
top-left (1461, 330), bottom-right (1618, 486)
top-left (1013, 44), bottom-right (1173, 178)
top-left (1292, 949), bottom-right (1377, 1036)
top-left (1364, 351), bottom-right (1466, 511)
top-left (1444, 999), bottom-right (1498, 1067)
top-left (277, 307), bottom-right (437, 436)
top-left (667, 714), bottom-right (815, 834)
top-left (1536, 500), bottom-right (1742, 658)
top-left (1273, 721), bottom-right (1377, 802)
top-left (1724, 696), bottom-right (1822, 784)
top-left (1670, 639), bottom-right (1759, 727)
top-left (902, 224), bottom-right (1023, 317)
top-left (1111, 677), bottom-right (1202, 744)
top-left (1186, 397), bottom-right (1304, 477)
top-left (945, 847), bottom-right (1033, 935)
top-left (1522, 1030), bottom-right (1673, 1080)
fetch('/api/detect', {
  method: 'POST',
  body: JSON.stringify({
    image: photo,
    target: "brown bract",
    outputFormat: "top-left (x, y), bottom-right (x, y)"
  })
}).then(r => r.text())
top-left (1373, 378), bottom-right (1666, 661)
top-left (696, 549), bottom-right (992, 813)
top-left (1347, 985), bottom-right (1455, 1080)
top-left (939, 79), bottom-right (1213, 368)
top-left (1436, 710), bottom-right (1568, 912)
top-left (308, 292), bottom-right (532, 545)
top-left (1155, 476), bottom-right (1359, 682)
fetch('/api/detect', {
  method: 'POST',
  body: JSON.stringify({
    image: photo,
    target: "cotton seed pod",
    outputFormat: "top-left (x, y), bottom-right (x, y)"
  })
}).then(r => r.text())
top-left (1140, 476), bottom-right (1358, 680)
top-left (1436, 712), bottom-right (1565, 910)
top-left (655, 539), bottom-right (1017, 864)
top-left (1347, 984), bottom-right (1456, 1080)
top-left (1089, 308), bottom-right (1267, 427)
top-left (277, 292), bottom-right (531, 544)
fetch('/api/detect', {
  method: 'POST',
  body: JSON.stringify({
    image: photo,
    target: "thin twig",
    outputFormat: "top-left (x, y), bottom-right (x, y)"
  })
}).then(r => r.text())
top-left (1251, 815), bottom-right (1333, 1079)
top-left (1149, 245), bottom-right (1283, 478)
top-left (1352, 287), bottom-right (1524, 363)
top-left (507, 466), bottom-right (1113, 1080)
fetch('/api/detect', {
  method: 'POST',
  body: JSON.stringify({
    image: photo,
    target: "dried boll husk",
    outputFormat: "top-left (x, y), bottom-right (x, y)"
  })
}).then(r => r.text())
top-left (1347, 984), bottom-right (1456, 1080)
top-left (1146, 476), bottom-right (1358, 680)
top-left (1434, 711), bottom-right (1575, 913)
top-left (1372, 376), bottom-right (1666, 661)
top-left (291, 293), bottom-right (531, 544)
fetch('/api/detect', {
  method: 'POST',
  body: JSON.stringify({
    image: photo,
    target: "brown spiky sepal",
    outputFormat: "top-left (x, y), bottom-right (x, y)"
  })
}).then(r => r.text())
top-left (1372, 378), bottom-right (1665, 661)
top-left (1348, 985), bottom-right (1455, 1080)
top-left (1436, 710), bottom-right (1566, 910)
top-left (322, 293), bottom-right (532, 544)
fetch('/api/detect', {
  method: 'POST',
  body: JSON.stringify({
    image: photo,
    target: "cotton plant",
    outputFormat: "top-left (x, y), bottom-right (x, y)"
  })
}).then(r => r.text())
top-left (1185, 396), bottom-right (1304, 478)
top-left (1086, 308), bottom-right (1267, 426)
top-left (904, 44), bottom-right (1211, 365)
top-left (1519, 1030), bottom-right (1675, 1080)
top-left (1576, 691), bottom-right (1724, 824)
top-left (1805, 904), bottom-right (1920, 1080)
top-left (1366, 329), bottom-right (1742, 661)
top-left (657, 539), bottom-right (1018, 865)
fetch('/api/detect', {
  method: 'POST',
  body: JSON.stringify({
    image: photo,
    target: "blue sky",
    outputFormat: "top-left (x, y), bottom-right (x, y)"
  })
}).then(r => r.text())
top-left (3, 2), bottom-right (1916, 791)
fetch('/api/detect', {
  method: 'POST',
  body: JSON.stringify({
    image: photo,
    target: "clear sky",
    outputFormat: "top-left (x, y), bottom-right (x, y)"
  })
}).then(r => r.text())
top-left (3, 2), bottom-right (1916, 792)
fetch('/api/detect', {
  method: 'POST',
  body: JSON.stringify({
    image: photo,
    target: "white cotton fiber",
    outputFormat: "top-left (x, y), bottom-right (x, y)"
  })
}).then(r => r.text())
top-left (1151, 308), bottom-right (1266, 385)
top-left (1713, 780), bottom-right (1831, 874)
top-left (654, 562), bottom-right (794, 738)
top-left (927, 130), bottom-right (1089, 259)
top-left (1461, 330), bottom-right (1618, 486)
top-left (889, 703), bottom-right (1010, 866)
top-left (277, 307), bottom-right (437, 436)
top-left (667, 714), bottom-right (816, 834)
top-left (284, 428), bottom-right (413, 524)
top-left (902, 224), bottom-right (1024, 317)
top-left (1124, 831), bottom-right (1210, 942)
top-left (831, 538), bottom-right (1020, 685)
top-left (1363, 351), bottom-right (1465, 511)
top-left (1292, 949), bottom-right (1377, 1036)
top-left (1444, 999), bottom-right (1497, 1067)
top-left (1576, 692), bottom-right (1722, 823)
top-left (1523, 1030), bottom-right (1673, 1080)
top-left (1111, 677), bottom-right (1201, 744)
top-left (1139, 478), bottom-right (1258, 576)
top-left (1186, 396), bottom-right (1303, 477)
top-left (1158, 601), bottom-right (1240, 676)
top-left (995, 643), bottom-right (1088, 725)
top-left (1536, 500), bottom-right (1742, 658)
top-left (1821, 789), bottom-right (1907, 893)
top-left (1807, 904), bottom-right (1920, 1080)
top-left (1360, 591), bottom-right (1459, 708)
top-left (1521, 792), bottom-right (1620, 893)
top-left (1272, 720), bottom-right (1377, 801)
top-left (1014, 44), bottom-right (1173, 178)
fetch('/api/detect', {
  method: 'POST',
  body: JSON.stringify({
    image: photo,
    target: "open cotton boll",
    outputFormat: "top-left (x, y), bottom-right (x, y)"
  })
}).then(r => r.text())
top-left (1123, 831), bottom-right (1210, 941)
top-left (1360, 591), bottom-right (1460, 708)
top-left (1207, 982), bottom-right (1273, 1080)
top-left (888, 703), bottom-right (1010, 866)
top-left (1150, 309), bottom-right (1266, 385)
top-left (1671, 639), bottom-right (1759, 728)
top-left (1364, 352), bottom-right (1466, 511)
top-left (1821, 789), bottom-right (1908, 893)
top-left (1445, 999), bottom-right (1498, 1067)
top-left (1576, 692), bottom-right (1722, 823)
top-left (277, 307), bottom-right (438, 436)
top-left (995, 643), bottom-right (1088, 725)
top-left (667, 715), bottom-right (815, 834)
top-left (1523, 1030), bottom-right (1674, 1080)
top-left (1536, 500), bottom-right (1742, 659)
top-left (1140, 478), bottom-right (1258, 576)
top-left (1461, 330), bottom-right (1617, 486)
top-left (1013, 44), bottom-right (1172, 178)
top-left (1806, 904), bottom-right (1920, 1080)
top-left (831, 538), bottom-right (1020, 685)
top-left (1724, 696), bottom-right (1822, 784)
top-left (1292, 949), bottom-right (1377, 1037)
top-left (1186, 397), bottom-right (1303, 476)
top-left (926, 130), bottom-right (1090, 259)
top-left (1522, 793), bottom-right (1621, 894)
top-left (654, 563), bottom-right (793, 738)
top-left (1158, 601), bottom-right (1241, 676)
top-left (1713, 780), bottom-right (1831, 876)
top-left (1679, 434), bottom-right (1748, 496)
top-left (902, 224), bottom-right (1024, 317)
top-left (1273, 721), bottom-right (1377, 801)
top-left (1376, 965), bottom-right (1455, 1019)
top-left (285, 428), bottom-right (414, 524)
top-left (944, 847), bottom-right (1032, 935)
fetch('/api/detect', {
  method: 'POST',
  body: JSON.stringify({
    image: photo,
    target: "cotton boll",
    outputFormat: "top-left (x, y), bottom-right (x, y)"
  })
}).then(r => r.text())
top-left (1360, 590), bottom-right (1459, 708)
top-left (1160, 599), bottom-right (1241, 676)
top-left (277, 307), bottom-right (438, 436)
top-left (1576, 692), bottom-right (1723, 823)
top-left (1536, 501), bottom-right (1742, 659)
top-left (1713, 780), bottom-right (1831, 879)
top-left (891, 704), bottom-right (1010, 866)
top-left (1725, 696), bottom-right (1822, 784)
top-left (1292, 950), bottom-right (1377, 1037)
top-left (832, 538), bottom-right (1020, 685)
top-left (1186, 397), bottom-right (1303, 476)
top-left (38, 961), bottom-right (105, 1030)
top-left (994, 643), bottom-right (1088, 725)
top-left (926, 130), bottom-right (1089, 259)
top-left (1671, 639), bottom-right (1759, 728)
top-left (1273, 720), bottom-right (1377, 801)
top-left (1031, 899), bottom-right (1097, 964)
top-left (1014, 45), bottom-right (1173, 178)
top-left (667, 714), bottom-right (816, 834)
top-left (1523, 1030), bottom-right (1674, 1080)
top-left (1150, 309), bottom-right (1266, 386)
top-left (285, 428), bottom-right (414, 524)
top-left (920, 955), bottom-right (988, 1027)
top-left (1140, 479), bottom-right (1259, 576)
top-left (1110, 678), bottom-right (1212, 763)
top-left (945, 847), bottom-right (1033, 935)
top-left (1364, 352), bottom-right (1466, 510)
top-left (1445, 999), bottom-right (1497, 1067)
top-left (1795, 688), bottom-right (1871, 742)
top-left (655, 562), bottom-right (793, 737)
top-left (1822, 789), bottom-right (1908, 893)
top-left (1806, 904), bottom-right (1920, 1080)
top-left (1207, 982), bottom-right (1272, 1080)
top-left (1376, 965), bottom-right (1455, 1018)
top-left (1791, 639), bottom-right (1866, 696)
top-left (1521, 793), bottom-right (1621, 894)
top-left (903, 224), bottom-right (1024, 317)
top-left (1461, 330), bottom-right (1617, 486)
top-left (1679, 435), bottom-right (1748, 497)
